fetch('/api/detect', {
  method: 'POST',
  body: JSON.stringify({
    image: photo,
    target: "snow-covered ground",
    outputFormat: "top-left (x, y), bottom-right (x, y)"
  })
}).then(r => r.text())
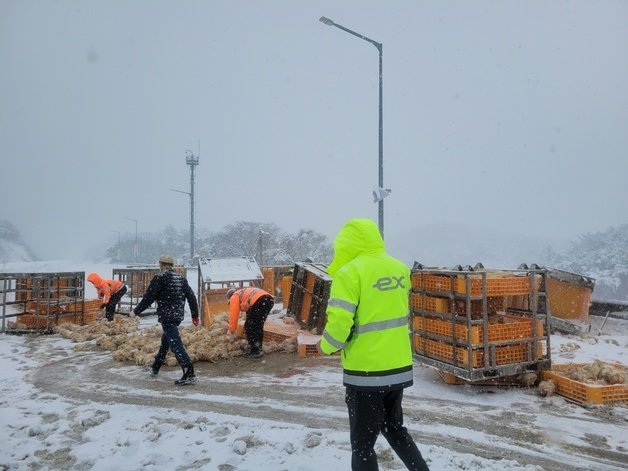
top-left (1, 261), bottom-right (627, 471)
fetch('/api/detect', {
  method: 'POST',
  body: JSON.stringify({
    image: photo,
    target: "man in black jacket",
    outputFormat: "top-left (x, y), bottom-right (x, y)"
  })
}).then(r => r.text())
top-left (132, 255), bottom-right (200, 385)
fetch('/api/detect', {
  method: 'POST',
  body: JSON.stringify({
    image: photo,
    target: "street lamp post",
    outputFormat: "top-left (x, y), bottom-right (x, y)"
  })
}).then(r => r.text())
top-left (319, 16), bottom-right (386, 239)
top-left (125, 217), bottom-right (138, 264)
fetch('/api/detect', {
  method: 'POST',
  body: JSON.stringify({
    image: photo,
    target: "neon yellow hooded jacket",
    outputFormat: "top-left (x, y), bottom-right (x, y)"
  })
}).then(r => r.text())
top-left (320, 219), bottom-right (414, 391)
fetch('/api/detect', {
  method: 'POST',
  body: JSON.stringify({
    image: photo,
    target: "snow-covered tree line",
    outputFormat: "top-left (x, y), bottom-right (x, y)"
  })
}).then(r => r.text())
top-left (105, 221), bottom-right (334, 267)
top-left (544, 224), bottom-right (628, 301)
top-left (3, 218), bottom-right (627, 301)
top-left (0, 220), bottom-right (36, 263)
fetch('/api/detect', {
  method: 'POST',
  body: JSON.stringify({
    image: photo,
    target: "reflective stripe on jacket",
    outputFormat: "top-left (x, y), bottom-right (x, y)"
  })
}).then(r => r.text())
top-left (228, 287), bottom-right (272, 332)
top-left (319, 219), bottom-right (414, 391)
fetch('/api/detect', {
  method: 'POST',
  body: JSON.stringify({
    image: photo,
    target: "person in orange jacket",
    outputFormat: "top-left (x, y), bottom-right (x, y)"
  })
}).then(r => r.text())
top-left (227, 286), bottom-right (274, 358)
top-left (87, 272), bottom-right (128, 322)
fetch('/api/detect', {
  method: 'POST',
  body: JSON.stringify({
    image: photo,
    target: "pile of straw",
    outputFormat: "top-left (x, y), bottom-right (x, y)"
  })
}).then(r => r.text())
top-left (55, 313), bottom-right (297, 366)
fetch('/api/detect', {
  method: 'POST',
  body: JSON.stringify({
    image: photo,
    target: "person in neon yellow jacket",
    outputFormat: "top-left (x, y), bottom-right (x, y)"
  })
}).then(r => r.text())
top-left (319, 219), bottom-right (430, 471)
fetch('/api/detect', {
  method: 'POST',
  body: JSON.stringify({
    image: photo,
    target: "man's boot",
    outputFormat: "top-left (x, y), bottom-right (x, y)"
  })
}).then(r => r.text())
top-left (148, 359), bottom-right (162, 377)
top-left (175, 364), bottom-right (196, 385)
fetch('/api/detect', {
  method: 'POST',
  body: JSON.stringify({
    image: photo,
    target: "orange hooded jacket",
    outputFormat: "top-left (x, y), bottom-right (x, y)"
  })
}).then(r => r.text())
top-left (87, 273), bottom-right (125, 304)
top-left (227, 287), bottom-right (272, 333)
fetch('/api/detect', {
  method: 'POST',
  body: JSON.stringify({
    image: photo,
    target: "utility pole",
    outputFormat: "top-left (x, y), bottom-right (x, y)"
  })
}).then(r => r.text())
top-left (257, 229), bottom-right (266, 267)
top-left (186, 147), bottom-right (199, 260)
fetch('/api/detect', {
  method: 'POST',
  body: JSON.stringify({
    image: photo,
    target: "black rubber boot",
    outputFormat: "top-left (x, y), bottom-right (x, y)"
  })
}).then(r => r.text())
top-left (175, 364), bottom-right (196, 385)
top-left (148, 359), bottom-right (162, 377)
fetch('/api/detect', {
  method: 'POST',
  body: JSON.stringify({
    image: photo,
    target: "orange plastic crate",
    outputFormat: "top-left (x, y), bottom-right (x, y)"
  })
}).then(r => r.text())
top-left (235, 317), bottom-right (301, 342)
top-left (264, 317), bottom-right (300, 342)
top-left (54, 298), bottom-right (102, 313)
top-left (412, 272), bottom-right (532, 296)
top-left (83, 309), bottom-right (105, 323)
top-left (280, 276), bottom-right (292, 305)
top-left (298, 343), bottom-right (321, 358)
top-left (414, 336), bottom-right (543, 368)
top-left (298, 273), bottom-right (317, 324)
top-left (410, 294), bottom-right (504, 315)
top-left (546, 278), bottom-right (592, 324)
top-left (25, 298), bottom-right (104, 315)
top-left (413, 314), bottom-right (543, 344)
top-left (541, 364), bottom-right (628, 405)
top-left (262, 267), bottom-right (276, 295)
top-left (202, 287), bottom-right (231, 324)
top-left (16, 309), bottom-right (104, 328)
top-left (410, 294), bottom-right (449, 312)
top-left (15, 314), bottom-right (55, 328)
top-left (297, 332), bottom-right (322, 358)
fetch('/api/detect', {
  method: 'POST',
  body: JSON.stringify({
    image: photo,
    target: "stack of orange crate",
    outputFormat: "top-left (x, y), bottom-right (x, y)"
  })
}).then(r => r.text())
top-left (411, 269), bottom-right (546, 371)
top-left (18, 298), bottom-right (104, 329)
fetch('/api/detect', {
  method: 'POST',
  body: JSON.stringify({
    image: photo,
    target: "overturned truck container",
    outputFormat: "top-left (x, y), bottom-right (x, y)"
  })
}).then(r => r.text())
top-left (286, 262), bottom-right (331, 335)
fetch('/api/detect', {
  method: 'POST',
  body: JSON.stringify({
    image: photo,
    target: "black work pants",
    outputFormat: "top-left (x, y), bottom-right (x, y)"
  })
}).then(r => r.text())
top-left (105, 285), bottom-right (127, 320)
top-left (155, 322), bottom-right (192, 368)
top-left (345, 387), bottom-right (430, 471)
top-left (244, 295), bottom-right (274, 353)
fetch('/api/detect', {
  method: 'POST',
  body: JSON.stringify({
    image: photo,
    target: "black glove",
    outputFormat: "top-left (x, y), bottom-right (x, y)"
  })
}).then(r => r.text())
top-left (100, 303), bottom-right (107, 309)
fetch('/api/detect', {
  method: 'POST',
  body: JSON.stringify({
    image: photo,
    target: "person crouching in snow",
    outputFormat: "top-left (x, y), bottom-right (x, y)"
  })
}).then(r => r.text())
top-left (87, 272), bottom-right (128, 322)
top-left (132, 255), bottom-right (200, 386)
top-left (226, 286), bottom-right (274, 358)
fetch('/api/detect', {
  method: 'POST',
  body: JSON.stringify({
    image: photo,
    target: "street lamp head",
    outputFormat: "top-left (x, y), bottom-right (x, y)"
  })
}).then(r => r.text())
top-left (170, 188), bottom-right (191, 196)
top-left (319, 16), bottom-right (334, 26)
top-left (318, 14), bottom-right (384, 238)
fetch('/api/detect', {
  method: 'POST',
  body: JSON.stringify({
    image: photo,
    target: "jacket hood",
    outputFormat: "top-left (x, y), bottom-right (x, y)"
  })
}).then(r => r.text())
top-left (87, 272), bottom-right (102, 284)
top-left (327, 219), bottom-right (385, 276)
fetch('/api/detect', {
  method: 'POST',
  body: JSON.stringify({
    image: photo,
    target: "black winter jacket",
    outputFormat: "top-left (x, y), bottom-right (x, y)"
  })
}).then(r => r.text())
top-left (134, 269), bottom-right (199, 325)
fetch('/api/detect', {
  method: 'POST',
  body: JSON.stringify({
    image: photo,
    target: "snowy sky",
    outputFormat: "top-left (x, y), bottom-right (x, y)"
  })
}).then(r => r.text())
top-left (1, 1), bottom-right (628, 259)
